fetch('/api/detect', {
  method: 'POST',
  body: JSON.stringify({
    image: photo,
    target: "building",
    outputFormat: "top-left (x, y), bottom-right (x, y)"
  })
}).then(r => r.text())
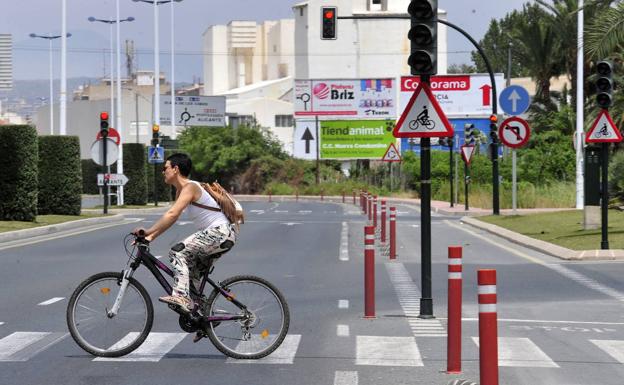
top-left (0, 34), bottom-right (11, 91)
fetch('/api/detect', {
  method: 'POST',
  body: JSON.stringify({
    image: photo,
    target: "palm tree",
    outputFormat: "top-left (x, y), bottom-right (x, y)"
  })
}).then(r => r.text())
top-left (586, 1), bottom-right (624, 60)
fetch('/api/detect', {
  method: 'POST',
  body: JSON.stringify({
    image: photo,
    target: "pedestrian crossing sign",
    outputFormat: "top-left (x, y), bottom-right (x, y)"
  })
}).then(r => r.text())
top-left (148, 146), bottom-right (165, 164)
top-left (586, 110), bottom-right (623, 143)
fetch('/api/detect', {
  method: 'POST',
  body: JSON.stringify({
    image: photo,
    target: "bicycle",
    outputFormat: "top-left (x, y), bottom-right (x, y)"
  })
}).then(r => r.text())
top-left (66, 230), bottom-right (290, 359)
top-left (408, 116), bottom-right (436, 130)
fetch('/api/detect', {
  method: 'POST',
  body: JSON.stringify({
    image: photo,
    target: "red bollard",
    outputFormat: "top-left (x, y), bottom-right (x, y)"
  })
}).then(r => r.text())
top-left (353, 191), bottom-right (356, 205)
top-left (447, 246), bottom-right (463, 374)
top-left (368, 196), bottom-right (372, 223)
top-left (363, 193), bottom-right (368, 215)
top-left (381, 200), bottom-right (387, 243)
top-left (364, 225), bottom-right (375, 318)
top-left (373, 196), bottom-right (378, 229)
top-left (389, 207), bottom-right (397, 259)
top-left (478, 269), bottom-right (499, 385)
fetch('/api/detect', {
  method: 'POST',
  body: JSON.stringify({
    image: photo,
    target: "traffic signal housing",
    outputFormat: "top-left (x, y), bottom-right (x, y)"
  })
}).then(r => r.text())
top-left (596, 60), bottom-right (613, 109)
top-left (321, 7), bottom-right (337, 40)
top-left (464, 123), bottom-right (477, 145)
top-left (489, 114), bottom-right (498, 143)
top-left (151, 124), bottom-right (160, 146)
top-left (407, 0), bottom-right (438, 75)
top-left (99, 112), bottom-right (109, 138)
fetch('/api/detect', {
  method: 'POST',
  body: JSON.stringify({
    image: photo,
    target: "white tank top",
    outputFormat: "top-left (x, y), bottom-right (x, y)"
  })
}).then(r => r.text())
top-left (185, 181), bottom-right (230, 230)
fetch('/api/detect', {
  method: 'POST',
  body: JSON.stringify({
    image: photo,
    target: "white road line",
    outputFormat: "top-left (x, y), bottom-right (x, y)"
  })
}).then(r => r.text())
top-left (337, 325), bottom-right (350, 337)
top-left (94, 332), bottom-right (186, 362)
top-left (0, 332), bottom-right (67, 362)
top-left (457, 318), bottom-right (624, 325)
top-left (0, 322), bottom-right (4, 326)
top-left (298, 210), bottom-right (312, 214)
top-left (340, 222), bottom-right (349, 261)
top-left (472, 337), bottom-right (559, 368)
top-left (356, 336), bottom-right (423, 367)
top-left (338, 299), bottom-right (349, 309)
top-left (334, 371), bottom-right (358, 385)
top-left (275, 210), bottom-right (289, 213)
top-left (590, 340), bottom-right (624, 363)
top-left (37, 297), bottom-right (64, 306)
top-left (177, 221), bottom-right (193, 226)
top-left (228, 334), bottom-right (301, 364)
top-left (250, 209), bottom-right (265, 214)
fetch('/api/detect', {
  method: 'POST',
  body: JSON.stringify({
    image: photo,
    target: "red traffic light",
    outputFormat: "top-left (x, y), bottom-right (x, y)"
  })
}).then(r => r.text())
top-left (324, 9), bottom-right (334, 19)
top-left (100, 112), bottom-right (109, 120)
top-left (489, 114), bottom-right (498, 123)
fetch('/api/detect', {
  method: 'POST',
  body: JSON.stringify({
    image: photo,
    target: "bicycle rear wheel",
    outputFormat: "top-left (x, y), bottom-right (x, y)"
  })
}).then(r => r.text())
top-left (205, 275), bottom-right (289, 359)
top-left (66, 271), bottom-right (154, 357)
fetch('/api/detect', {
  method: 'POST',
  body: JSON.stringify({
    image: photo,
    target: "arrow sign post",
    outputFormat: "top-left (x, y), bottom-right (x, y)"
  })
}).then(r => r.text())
top-left (301, 127), bottom-right (314, 154)
top-left (499, 85), bottom-right (530, 116)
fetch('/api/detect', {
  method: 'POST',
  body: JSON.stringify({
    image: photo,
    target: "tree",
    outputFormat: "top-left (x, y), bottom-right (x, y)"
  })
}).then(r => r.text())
top-left (585, 1), bottom-right (624, 60)
top-left (447, 63), bottom-right (476, 74)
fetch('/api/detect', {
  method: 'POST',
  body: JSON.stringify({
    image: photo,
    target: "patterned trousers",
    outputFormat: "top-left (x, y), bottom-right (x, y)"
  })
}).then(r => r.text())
top-left (169, 223), bottom-right (237, 298)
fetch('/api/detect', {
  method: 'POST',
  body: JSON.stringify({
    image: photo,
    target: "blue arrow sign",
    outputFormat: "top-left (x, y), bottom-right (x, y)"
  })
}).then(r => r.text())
top-left (148, 146), bottom-right (165, 164)
top-left (499, 85), bottom-right (530, 116)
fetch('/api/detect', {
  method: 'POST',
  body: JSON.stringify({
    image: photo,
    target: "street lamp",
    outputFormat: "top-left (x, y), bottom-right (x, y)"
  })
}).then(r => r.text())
top-left (29, 32), bottom-right (72, 135)
top-left (88, 16), bottom-right (134, 133)
top-left (133, 0), bottom-right (182, 131)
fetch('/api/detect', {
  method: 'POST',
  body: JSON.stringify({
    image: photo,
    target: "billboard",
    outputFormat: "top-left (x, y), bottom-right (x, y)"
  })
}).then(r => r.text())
top-left (160, 95), bottom-right (225, 127)
top-left (320, 120), bottom-right (396, 159)
top-left (294, 79), bottom-right (396, 119)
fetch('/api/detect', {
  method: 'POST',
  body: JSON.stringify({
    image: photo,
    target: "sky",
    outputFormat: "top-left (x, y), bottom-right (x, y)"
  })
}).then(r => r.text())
top-left (1, 0), bottom-right (531, 82)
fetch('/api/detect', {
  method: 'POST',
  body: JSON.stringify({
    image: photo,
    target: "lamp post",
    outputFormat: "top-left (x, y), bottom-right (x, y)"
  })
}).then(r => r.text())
top-left (29, 33), bottom-right (72, 135)
top-left (61, 0), bottom-right (67, 135)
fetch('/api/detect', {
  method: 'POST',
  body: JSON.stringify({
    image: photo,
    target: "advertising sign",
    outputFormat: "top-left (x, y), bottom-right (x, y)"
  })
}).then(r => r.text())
top-left (295, 79), bottom-right (396, 119)
top-left (160, 95), bottom-right (226, 127)
top-left (400, 74), bottom-right (505, 117)
top-left (320, 120), bottom-right (396, 159)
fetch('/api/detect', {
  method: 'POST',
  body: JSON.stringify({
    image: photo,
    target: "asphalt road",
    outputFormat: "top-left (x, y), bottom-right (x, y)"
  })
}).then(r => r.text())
top-left (1, 200), bottom-right (624, 385)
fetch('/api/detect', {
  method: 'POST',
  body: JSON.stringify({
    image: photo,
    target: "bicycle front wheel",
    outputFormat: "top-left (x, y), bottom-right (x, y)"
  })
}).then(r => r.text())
top-left (66, 271), bottom-right (154, 357)
top-left (205, 275), bottom-right (290, 359)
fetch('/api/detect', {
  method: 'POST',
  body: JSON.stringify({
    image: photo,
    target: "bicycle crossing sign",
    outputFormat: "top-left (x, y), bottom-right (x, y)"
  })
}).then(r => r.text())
top-left (393, 81), bottom-right (453, 138)
top-left (460, 144), bottom-right (475, 165)
top-left (586, 110), bottom-right (623, 143)
top-left (381, 142), bottom-right (401, 162)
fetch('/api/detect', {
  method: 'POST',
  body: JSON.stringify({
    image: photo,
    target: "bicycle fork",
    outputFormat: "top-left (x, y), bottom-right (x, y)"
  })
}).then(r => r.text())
top-left (108, 269), bottom-right (134, 318)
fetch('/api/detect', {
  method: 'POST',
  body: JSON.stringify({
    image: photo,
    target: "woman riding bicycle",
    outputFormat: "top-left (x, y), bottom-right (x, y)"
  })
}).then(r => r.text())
top-left (134, 153), bottom-right (238, 314)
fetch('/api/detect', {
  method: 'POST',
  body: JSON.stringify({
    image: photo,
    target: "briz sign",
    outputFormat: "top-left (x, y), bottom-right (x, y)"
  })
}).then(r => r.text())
top-left (295, 79), bottom-right (396, 118)
top-left (400, 74), bottom-right (505, 117)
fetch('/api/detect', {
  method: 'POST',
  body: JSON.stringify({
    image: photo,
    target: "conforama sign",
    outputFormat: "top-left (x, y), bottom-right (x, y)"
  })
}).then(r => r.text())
top-left (400, 74), bottom-right (505, 117)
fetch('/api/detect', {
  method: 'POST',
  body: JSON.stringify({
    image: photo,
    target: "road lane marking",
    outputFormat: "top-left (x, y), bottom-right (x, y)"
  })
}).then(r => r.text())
top-left (385, 263), bottom-right (446, 337)
top-left (356, 336), bottom-right (423, 366)
top-left (590, 340), bottom-right (624, 363)
top-left (94, 332), bottom-right (186, 362)
top-left (0, 322), bottom-right (4, 326)
top-left (227, 334), bottom-right (301, 364)
top-left (38, 297), bottom-right (64, 306)
top-left (298, 210), bottom-right (312, 214)
top-left (340, 222), bottom-right (349, 261)
top-left (338, 299), bottom-right (349, 309)
top-left (334, 371), bottom-right (358, 385)
top-left (472, 337), bottom-right (559, 368)
top-left (0, 332), bottom-right (67, 362)
top-left (547, 264), bottom-right (624, 302)
top-left (275, 210), bottom-right (289, 213)
top-left (457, 318), bottom-right (624, 325)
top-left (337, 325), bottom-right (350, 337)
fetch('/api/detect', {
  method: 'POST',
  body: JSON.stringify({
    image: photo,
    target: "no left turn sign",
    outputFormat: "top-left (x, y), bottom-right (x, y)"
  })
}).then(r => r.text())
top-left (499, 116), bottom-right (531, 149)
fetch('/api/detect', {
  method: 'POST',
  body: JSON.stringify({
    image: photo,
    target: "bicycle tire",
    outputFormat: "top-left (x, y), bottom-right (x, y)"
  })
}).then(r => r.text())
top-left (66, 271), bottom-right (154, 357)
top-left (424, 120), bottom-right (436, 130)
top-left (408, 119), bottom-right (420, 130)
top-left (205, 275), bottom-right (290, 359)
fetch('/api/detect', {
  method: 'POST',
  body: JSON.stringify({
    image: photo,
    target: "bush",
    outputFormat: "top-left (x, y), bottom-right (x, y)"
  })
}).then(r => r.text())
top-left (38, 136), bottom-right (82, 215)
top-left (146, 149), bottom-right (175, 203)
top-left (0, 125), bottom-right (39, 221)
top-left (81, 159), bottom-right (100, 194)
top-left (123, 143), bottom-right (148, 205)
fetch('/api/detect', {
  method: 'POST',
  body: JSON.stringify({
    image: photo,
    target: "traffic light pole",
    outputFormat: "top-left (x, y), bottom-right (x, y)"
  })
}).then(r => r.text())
top-left (420, 77), bottom-right (433, 317)
top-left (465, 163), bottom-right (469, 211)
top-left (101, 132), bottom-right (108, 215)
top-left (601, 142), bottom-right (609, 249)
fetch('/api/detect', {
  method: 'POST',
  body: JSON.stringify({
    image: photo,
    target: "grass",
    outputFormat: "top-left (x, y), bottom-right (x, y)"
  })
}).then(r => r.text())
top-left (90, 203), bottom-right (170, 209)
top-left (0, 214), bottom-right (107, 233)
top-left (477, 210), bottom-right (624, 250)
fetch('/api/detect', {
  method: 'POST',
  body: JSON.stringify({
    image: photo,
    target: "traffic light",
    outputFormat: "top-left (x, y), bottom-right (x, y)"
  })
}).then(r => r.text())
top-left (321, 7), bottom-right (337, 40)
top-left (596, 60), bottom-right (613, 109)
top-left (407, 0), bottom-right (437, 75)
top-left (151, 124), bottom-right (160, 146)
top-left (489, 114), bottom-right (498, 143)
top-left (99, 112), bottom-right (109, 137)
top-left (464, 123), bottom-right (477, 145)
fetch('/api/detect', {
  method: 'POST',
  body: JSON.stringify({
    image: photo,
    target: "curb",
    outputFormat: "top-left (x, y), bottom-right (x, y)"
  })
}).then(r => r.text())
top-left (461, 216), bottom-right (624, 261)
top-left (81, 204), bottom-right (171, 215)
top-left (0, 214), bottom-right (126, 244)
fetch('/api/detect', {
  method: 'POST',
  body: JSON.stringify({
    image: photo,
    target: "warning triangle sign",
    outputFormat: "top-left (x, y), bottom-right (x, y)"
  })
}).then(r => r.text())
top-left (393, 81), bottom-right (454, 138)
top-left (461, 145), bottom-right (475, 165)
top-left (586, 110), bottom-right (623, 143)
top-left (382, 142), bottom-right (401, 162)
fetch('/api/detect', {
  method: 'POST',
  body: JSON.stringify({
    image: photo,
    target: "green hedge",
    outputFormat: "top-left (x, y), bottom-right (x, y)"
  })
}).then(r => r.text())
top-left (123, 143), bottom-right (148, 205)
top-left (38, 136), bottom-right (82, 215)
top-left (146, 149), bottom-right (175, 203)
top-left (0, 125), bottom-right (39, 221)
top-left (81, 159), bottom-right (100, 194)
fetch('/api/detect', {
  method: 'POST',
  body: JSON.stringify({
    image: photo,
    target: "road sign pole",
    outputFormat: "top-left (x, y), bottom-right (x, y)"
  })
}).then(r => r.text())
top-left (315, 116), bottom-right (320, 185)
top-left (449, 141), bottom-right (454, 207)
top-left (601, 142), bottom-right (609, 249)
top-left (512, 149), bottom-right (517, 215)
top-left (420, 66), bottom-right (434, 316)
top-left (464, 162), bottom-right (469, 211)
top-left (102, 136), bottom-right (108, 215)
top-left (154, 162), bottom-right (159, 207)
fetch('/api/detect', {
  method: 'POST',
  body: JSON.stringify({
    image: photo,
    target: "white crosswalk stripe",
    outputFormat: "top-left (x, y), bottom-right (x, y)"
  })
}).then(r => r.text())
top-left (472, 337), bottom-right (559, 368)
top-left (385, 263), bottom-right (446, 337)
top-left (37, 297), bottom-right (64, 306)
top-left (227, 334), bottom-right (301, 364)
top-left (590, 340), bottom-right (624, 363)
top-left (0, 332), bottom-right (67, 362)
top-left (340, 222), bottom-right (349, 261)
top-left (356, 336), bottom-right (423, 366)
top-left (94, 332), bottom-right (187, 362)
top-left (334, 370), bottom-right (358, 385)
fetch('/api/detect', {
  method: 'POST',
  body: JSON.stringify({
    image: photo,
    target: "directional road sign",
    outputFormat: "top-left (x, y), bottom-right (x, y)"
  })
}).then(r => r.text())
top-left (148, 146), bottom-right (165, 164)
top-left (393, 82), bottom-right (453, 138)
top-left (460, 144), bottom-right (475, 165)
top-left (97, 173), bottom-right (129, 186)
top-left (499, 116), bottom-right (531, 148)
top-left (499, 85), bottom-right (530, 116)
top-left (586, 110), bottom-right (623, 143)
top-left (293, 120), bottom-right (318, 160)
top-left (90, 138), bottom-right (118, 166)
top-left (382, 142), bottom-right (401, 162)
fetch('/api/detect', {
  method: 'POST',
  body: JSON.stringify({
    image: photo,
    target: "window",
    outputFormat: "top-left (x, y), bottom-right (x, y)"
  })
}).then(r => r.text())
top-left (275, 115), bottom-right (293, 127)
top-left (372, 0), bottom-right (381, 3)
